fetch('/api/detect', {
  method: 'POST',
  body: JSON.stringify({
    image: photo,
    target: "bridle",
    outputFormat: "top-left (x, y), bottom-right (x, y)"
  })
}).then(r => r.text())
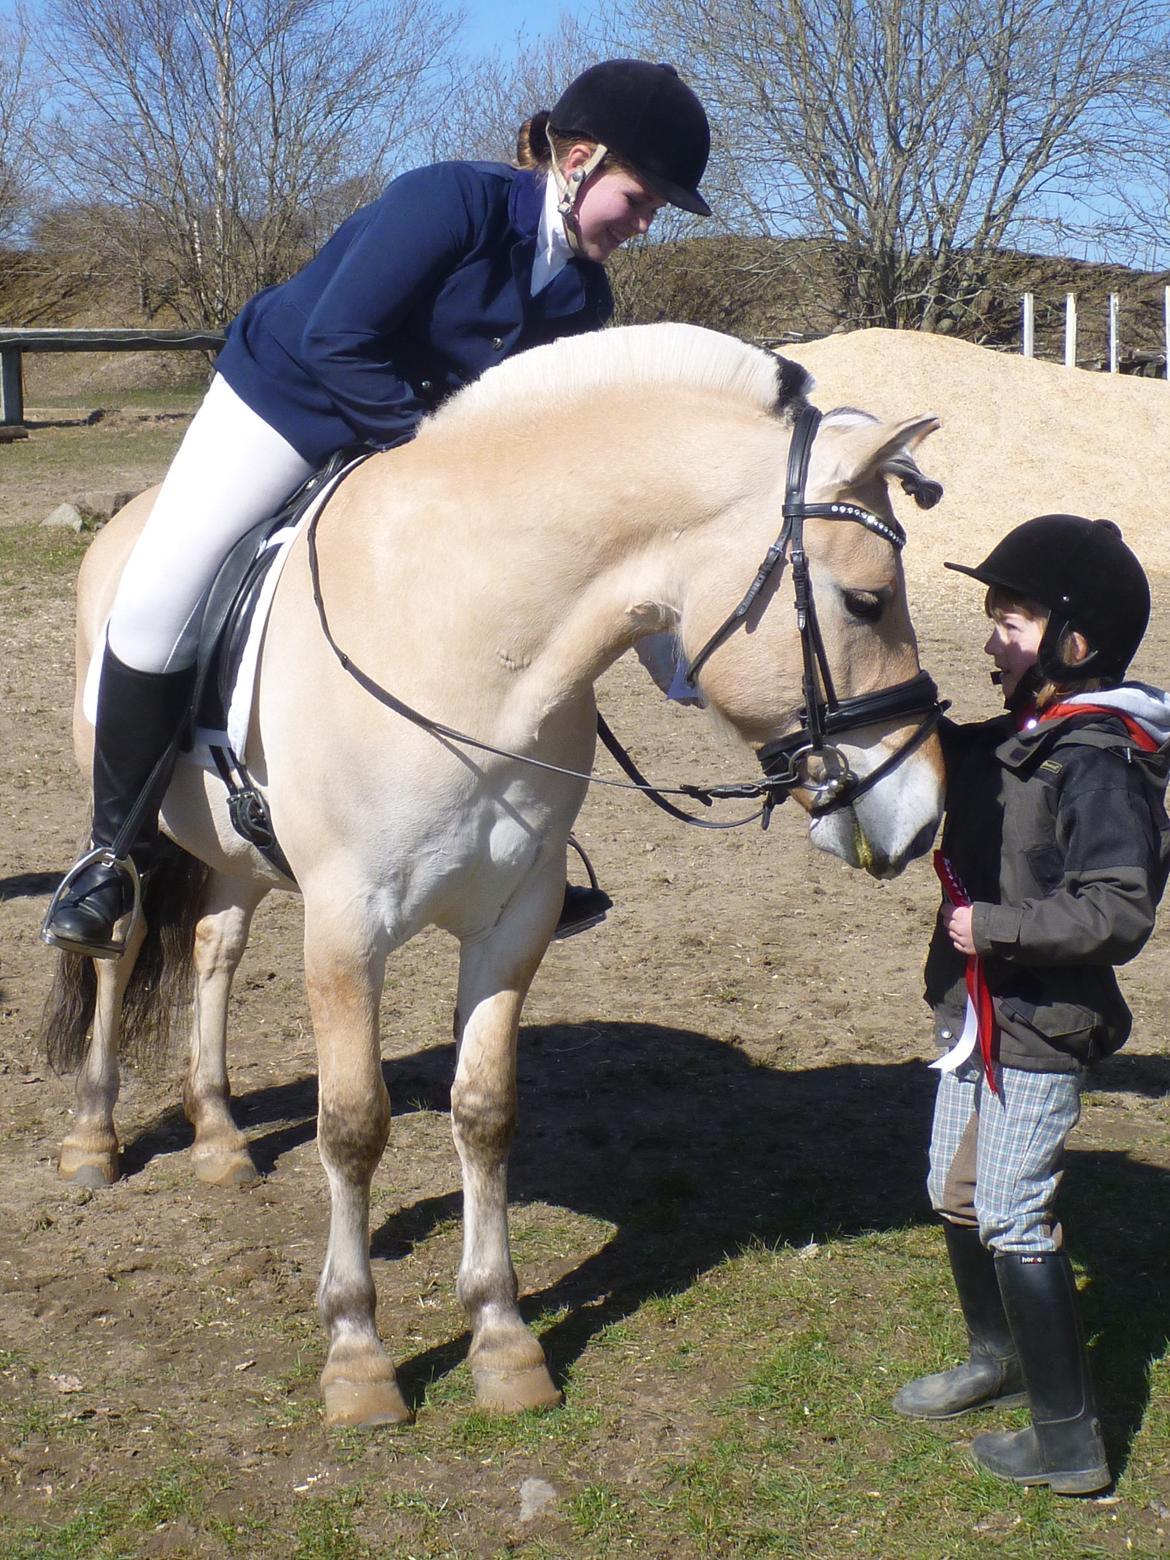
top-left (307, 402), bottom-right (944, 830)
top-left (685, 401), bottom-right (946, 817)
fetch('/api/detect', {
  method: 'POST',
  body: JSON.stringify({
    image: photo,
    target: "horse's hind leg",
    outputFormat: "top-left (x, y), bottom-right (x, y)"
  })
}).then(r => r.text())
top-left (304, 899), bottom-right (410, 1427)
top-left (452, 917), bottom-right (561, 1414)
top-left (184, 870), bottom-right (270, 1187)
top-left (57, 919), bottom-right (147, 1186)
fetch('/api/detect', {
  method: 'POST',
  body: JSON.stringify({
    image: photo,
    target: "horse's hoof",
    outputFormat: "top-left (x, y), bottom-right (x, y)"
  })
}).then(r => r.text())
top-left (473, 1364), bottom-right (563, 1414)
top-left (58, 1150), bottom-right (119, 1186)
top-left (193, 1151), bottom-right (259, 1187)
top-left (323, 1377), bottom-right (413, 1428)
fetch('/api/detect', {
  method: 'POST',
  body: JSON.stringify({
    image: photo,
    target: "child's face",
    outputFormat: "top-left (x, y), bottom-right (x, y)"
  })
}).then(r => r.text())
top-left (984, 604), bottom-right (1046, 704)
top-left (565, 157), bottom-right (664, 263)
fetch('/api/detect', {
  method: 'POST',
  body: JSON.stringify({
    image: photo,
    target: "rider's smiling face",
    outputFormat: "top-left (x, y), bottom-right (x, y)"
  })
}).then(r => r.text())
top-left (561, 146), bottom-right (664, 263)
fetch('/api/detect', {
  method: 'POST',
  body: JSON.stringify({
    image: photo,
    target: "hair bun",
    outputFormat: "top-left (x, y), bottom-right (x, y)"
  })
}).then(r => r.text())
top-left (516, 110), bottom-right (551, 168)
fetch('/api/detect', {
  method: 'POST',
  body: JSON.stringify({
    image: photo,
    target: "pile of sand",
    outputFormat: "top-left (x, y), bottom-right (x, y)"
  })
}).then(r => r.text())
top-left (792, 329), bottom-right (1170, 588)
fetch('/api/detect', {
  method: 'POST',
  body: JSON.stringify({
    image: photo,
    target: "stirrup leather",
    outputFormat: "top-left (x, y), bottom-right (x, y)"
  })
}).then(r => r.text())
top-left (41, 845), bottom-right (144, 960)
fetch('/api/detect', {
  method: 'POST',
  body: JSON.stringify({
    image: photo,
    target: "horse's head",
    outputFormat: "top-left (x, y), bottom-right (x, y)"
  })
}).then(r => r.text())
top-left (683, 400), bottom-right (945, 879)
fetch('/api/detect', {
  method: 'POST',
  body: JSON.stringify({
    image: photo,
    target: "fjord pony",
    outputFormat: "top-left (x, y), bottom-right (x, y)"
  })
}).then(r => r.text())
top-left (46, 323), bottom-right (944, 1426)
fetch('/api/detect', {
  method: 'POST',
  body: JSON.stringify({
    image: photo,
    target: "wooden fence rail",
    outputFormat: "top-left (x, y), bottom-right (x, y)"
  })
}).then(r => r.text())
top-left (0, 328), bottom-right (225, 427)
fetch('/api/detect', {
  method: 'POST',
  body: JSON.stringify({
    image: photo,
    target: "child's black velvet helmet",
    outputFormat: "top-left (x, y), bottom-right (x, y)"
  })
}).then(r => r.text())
top-left (945, 514), bottom-right (1150, 680)
top-left (550, 60), bottom-right (711, 215)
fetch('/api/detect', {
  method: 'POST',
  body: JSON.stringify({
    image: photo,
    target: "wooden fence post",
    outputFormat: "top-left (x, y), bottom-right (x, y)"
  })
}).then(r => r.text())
top-left (0, 346), bottom-right (23, 426)
top-left (1108, 293), bottom-right (1119, 374)
top-left (1064, 293), bottom-right (1077, 368)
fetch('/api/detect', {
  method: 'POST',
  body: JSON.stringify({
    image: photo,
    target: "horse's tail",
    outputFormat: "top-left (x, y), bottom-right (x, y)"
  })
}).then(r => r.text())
top-left (42, 836), bottom-right (210, 1074)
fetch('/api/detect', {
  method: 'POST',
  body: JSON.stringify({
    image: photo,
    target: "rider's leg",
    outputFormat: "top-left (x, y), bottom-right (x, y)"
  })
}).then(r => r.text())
top-left (44, 376), bottom-right (313, 958)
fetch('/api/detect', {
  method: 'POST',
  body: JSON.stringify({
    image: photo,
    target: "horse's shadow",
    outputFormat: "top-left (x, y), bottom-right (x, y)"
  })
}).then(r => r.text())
top-left (120, 1023), bottom-right (1169, 1473)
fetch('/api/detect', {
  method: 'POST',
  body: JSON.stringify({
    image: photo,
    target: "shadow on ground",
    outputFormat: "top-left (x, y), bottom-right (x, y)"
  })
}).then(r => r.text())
top-left (107, 1020), bottom-right (1170, 1473)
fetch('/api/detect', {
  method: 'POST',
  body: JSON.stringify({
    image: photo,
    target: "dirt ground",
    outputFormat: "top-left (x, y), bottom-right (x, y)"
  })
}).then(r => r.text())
top-left (1, 365), bottom-right (1168, 1552)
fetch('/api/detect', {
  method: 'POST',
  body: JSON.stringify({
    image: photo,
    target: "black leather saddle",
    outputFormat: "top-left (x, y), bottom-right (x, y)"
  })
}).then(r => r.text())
top-left (188, 445), bottom-right (374, 878)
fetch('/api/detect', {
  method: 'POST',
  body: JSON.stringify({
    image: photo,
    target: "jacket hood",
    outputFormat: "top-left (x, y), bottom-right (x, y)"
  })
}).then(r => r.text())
top-left (1062, 683), bottom-right (1170, 749)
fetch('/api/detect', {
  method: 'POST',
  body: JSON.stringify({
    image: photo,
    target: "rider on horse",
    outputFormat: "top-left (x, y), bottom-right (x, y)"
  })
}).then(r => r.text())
top-left (43, 59), bottom-right (711, 959)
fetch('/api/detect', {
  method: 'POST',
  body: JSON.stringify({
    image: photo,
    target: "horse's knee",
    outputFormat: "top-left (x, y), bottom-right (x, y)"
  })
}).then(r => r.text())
top-left (450, 1078), bottom-right (515, 1160)
top-left (192, 910), bottom-right (249, 977)
top-left (318, 1089), bottom-right (391, 1180)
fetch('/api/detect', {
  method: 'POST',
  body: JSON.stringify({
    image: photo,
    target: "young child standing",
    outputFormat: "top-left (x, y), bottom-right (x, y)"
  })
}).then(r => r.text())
top-left (893, 514), bottom-right (1170, 1494)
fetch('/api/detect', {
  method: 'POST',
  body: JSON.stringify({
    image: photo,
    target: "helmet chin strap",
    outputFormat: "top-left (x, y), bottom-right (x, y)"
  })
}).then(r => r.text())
top-left (546, 127), bottom-right (608, 254)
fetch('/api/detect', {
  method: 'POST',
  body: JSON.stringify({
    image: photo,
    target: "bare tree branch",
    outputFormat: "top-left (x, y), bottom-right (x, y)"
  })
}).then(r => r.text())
top-left (32, 0), bottom-right (465, 322)
top-left (602, 0), bottom-right (1168, 332)
top-left (0, 10), bottom-right (41, 245)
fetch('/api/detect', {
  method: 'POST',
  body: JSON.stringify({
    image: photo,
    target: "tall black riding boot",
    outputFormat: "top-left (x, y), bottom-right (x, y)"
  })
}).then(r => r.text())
top-left (893, 1221), bottom-right (1025, 1418)
top-left (971, 1251), bottom-right (1110, 1495)
top-left (42, 645), bottom-right (195, 959)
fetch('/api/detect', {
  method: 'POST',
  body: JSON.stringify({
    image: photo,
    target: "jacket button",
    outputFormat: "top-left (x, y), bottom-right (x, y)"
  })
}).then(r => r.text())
top-left (490, 336), bottom-right (503, 350)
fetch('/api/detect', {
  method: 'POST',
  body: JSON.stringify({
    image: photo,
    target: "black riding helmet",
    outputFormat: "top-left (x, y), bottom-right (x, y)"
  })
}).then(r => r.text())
top-left (945, 514), bottom-right (1150, 683)
top-left (550, 59), bottom-right (711, 216)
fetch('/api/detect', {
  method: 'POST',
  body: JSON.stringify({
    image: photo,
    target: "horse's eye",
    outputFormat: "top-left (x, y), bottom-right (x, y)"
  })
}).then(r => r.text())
top-left (844, 590), bottom-right (883, 622)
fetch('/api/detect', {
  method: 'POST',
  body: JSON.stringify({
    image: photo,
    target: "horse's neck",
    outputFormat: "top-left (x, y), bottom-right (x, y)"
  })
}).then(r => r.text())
top-left (344, 406), bottom-right (777, 729)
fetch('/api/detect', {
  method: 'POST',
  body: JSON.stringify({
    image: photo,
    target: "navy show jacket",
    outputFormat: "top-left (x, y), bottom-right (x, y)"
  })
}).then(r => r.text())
top-left (216, 161), bottom-right (614, 465)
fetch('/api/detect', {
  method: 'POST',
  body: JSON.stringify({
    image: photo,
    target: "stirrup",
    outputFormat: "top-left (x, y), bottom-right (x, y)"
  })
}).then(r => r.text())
top-left (41, 846), bottom-right (144, 960)
top-left (554, 836), bottom-right (613, 941)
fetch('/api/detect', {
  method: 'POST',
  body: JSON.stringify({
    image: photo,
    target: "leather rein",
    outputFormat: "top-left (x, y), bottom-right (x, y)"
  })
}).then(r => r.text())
top-left (307, 402), bottom-right (944, 831)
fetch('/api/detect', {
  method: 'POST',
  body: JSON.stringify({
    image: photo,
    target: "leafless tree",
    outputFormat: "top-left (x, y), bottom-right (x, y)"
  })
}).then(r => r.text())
top-left (433, 16), bottom-right (604, 166)
top-left (34, 0), bottom-right (464, 324)
top-left (604, 0), bottom-right (1168, 334)
top-left (0, 12), bottom-right (41, 246)
top-left (1106, 90), bottom-right (1170, 273)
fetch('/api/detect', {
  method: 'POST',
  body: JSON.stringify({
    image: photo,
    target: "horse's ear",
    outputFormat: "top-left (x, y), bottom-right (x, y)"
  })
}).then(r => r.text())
top-left (834, 413), bottom-right (943, 511)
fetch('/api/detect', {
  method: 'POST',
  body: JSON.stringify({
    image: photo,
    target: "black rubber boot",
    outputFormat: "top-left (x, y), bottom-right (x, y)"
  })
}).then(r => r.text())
top-left (970, 1251), bottom-right (1110, 1495)
top-left (43, 646), bottom-right (194, 958)
top-left (893, 1222), bottom-right (1026, 1419)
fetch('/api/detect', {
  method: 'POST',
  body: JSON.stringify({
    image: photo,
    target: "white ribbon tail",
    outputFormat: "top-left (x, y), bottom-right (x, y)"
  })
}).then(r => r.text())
top-left (930, 994), bottom-right (979, 1074)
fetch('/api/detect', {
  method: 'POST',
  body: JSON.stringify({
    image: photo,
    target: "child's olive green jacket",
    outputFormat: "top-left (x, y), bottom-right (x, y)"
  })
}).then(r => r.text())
top-left (924, 686), bottom-right (1170, 1072)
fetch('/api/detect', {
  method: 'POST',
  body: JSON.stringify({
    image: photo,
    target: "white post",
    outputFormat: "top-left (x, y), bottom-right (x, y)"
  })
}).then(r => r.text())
top-left (1064, 293), bottom-right (1077, 369)
top-left (1164, 285), bottom-right (1169, 381)
top-left (1108, 293), bottom-right (1119, 373)
top-left (1022, 293), bottom-right (1035, 358)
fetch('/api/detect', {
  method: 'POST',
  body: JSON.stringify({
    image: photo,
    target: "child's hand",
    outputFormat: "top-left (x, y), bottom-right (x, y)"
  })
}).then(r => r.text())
top-left (942, 902), bottom-right (976, 956)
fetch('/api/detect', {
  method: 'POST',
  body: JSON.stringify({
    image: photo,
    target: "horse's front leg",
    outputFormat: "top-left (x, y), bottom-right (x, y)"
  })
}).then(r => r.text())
top-left (304, 899), bottom-right (411, 1428)
top-left (57, 916), bottom-right (146, 1185)
top-left (453, 886), bottom-right (561, 1413)
top-left (183, 870), bottom-right (270, 1186)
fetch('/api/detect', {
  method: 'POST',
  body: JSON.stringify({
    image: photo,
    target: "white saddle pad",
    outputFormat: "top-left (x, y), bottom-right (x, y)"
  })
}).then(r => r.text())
top-left (83, 469), bottom-right (348, 773)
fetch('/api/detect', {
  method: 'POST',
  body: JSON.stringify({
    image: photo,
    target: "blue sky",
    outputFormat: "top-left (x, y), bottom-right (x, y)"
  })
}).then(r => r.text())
top-left (453, 0), bottom-right (595, 55)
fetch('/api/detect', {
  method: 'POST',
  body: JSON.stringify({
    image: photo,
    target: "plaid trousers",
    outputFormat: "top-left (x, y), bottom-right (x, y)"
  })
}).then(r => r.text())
top-left (926, 1059), bottom-right (1083, 1252)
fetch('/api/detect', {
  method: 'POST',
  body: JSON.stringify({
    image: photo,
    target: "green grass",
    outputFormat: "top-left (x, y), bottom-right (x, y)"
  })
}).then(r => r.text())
top-left (2, 1222), bottom-right (1165, 1559)
top-left (1, 406), bottom-right (192, 526)
top-left (0, 521), bottom-right (90, 583)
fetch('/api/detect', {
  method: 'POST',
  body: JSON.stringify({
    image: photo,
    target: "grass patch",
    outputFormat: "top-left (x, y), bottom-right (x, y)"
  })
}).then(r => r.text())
top-left (0, 522), bottom-right (89, 583)
top-left (1, 1222), bottom-right (1165, 1558)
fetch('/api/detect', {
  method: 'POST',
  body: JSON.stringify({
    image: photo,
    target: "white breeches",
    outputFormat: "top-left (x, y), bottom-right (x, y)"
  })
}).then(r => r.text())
top-left (108, 375), bottom-right (315, 673)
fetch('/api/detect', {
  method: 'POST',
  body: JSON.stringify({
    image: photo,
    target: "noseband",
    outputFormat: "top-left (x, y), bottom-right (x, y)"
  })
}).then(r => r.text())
top-left (686, 403), bottom-right (946, 817)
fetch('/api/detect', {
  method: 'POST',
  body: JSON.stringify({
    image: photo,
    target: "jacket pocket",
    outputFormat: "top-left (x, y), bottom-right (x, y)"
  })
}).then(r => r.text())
top-left (997, 995), bottom-right (1098, 1044)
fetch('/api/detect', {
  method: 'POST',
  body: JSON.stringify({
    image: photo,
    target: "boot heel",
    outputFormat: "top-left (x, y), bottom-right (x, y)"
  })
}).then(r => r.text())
top-left (1046, 1463), bottom-right (1111, 1496)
